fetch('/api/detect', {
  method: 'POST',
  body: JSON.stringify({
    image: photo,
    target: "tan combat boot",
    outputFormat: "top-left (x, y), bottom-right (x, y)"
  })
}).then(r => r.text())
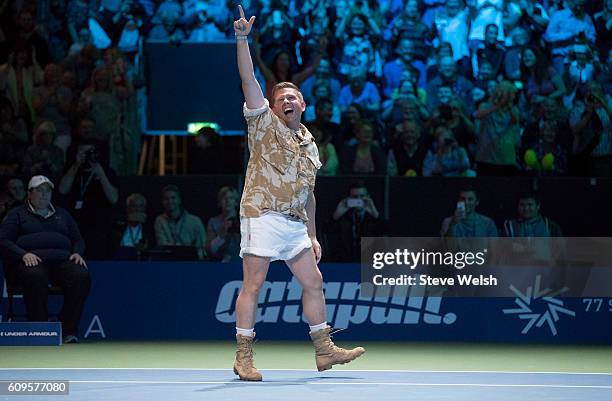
top-left (233, 334), bottom-right (262, 381)
top-left (310, 327), bottom-right (365, 372)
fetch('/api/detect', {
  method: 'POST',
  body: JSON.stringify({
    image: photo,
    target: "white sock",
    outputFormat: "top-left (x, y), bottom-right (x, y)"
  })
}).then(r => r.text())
top-left (236, 327), bottom-right (254, 337)
top-left (309, 322), bottom-right (328, 333)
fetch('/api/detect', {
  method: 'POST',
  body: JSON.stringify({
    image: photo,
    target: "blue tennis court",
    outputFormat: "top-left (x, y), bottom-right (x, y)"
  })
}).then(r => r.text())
top-left (1, 368), bottom-right (611, 401)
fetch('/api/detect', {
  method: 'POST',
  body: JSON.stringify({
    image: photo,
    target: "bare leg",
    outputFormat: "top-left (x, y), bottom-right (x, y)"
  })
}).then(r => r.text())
top-left (286, 247), bottom-right (326, 325)
top-left (235, 254), bottom-right (270, 329)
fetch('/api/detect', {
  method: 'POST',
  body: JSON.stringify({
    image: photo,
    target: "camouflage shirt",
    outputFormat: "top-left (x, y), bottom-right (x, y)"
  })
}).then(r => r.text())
top-left (240, 100), bottom-right (322, 222)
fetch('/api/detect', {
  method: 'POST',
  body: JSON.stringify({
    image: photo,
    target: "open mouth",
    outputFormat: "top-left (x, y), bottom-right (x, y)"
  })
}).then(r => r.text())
top-left (283, 108), bottom-right (295, 116)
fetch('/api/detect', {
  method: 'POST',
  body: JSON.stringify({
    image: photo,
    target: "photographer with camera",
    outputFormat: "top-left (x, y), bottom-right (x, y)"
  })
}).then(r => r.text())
top-left (58, 139), bottom-right (119, 259)
top-left (331, 181), bottom-right (383, 262)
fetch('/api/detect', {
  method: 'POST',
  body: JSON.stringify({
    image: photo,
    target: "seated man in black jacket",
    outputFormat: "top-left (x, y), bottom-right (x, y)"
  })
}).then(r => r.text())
top-left (0, 175), bottom-right (90, 343)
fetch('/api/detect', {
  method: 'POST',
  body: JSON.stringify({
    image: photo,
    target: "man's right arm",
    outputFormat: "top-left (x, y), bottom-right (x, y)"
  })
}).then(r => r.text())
top-left (235, 5), bottom-right (265, 110)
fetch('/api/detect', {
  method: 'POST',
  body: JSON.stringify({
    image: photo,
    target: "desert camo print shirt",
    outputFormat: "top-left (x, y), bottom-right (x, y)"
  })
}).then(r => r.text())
top-left (240, 99), bottom-right (322, 222)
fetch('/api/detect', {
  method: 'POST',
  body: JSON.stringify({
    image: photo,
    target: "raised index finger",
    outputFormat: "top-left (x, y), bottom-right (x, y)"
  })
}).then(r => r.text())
top-left (238, 4), bottom-right (245, 19)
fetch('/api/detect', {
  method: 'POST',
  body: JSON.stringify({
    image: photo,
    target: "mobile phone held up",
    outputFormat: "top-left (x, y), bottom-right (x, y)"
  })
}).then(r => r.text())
top-left (347, 198), bottom-right (365, 208)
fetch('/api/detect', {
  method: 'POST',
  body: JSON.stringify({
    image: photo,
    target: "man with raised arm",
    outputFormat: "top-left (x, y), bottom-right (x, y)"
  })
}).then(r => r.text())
top-left (232, 5), bottom-right (365, 382)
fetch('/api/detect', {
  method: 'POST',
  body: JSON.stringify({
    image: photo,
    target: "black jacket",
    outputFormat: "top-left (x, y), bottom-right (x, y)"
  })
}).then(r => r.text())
top-left (0, 203), bottom-right (85, 263)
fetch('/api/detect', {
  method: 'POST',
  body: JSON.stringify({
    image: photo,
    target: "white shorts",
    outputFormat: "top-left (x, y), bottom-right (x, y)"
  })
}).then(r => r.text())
top-left (240, 212), bottom-right (312, 262)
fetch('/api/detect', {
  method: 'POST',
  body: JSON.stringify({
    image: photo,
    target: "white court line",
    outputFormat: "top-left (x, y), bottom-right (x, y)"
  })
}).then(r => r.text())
top-left (1, 368), bottom-right (611, 376)
top-left (63, 380), bottom-right (612, 389)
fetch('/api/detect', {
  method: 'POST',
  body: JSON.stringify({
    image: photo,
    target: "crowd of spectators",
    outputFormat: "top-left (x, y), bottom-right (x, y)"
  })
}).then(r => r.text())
top-left (0, 0), bottom-right (610, 179)
top-left (1, 0), bottom-right (612, 264)
top-left (242, 0), bottom-right (610, 178)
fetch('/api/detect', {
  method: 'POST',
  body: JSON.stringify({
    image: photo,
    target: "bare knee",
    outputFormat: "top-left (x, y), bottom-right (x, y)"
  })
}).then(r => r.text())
top-left (241, 255), bottom-right (270, 297)
top-left (240, 278), bottom-right (264, 297)
top-left (302, 271), bottom-right (323, 294)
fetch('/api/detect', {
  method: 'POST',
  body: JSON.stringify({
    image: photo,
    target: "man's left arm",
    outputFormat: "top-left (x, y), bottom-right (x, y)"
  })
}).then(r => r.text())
top-left (306, 191), bottom-right (321, 263)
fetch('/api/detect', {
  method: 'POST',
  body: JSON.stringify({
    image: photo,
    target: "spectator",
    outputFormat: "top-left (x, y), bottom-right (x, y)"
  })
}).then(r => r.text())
top-left (502, 26), bottom-right (530, 81)
top-left (152, 0), bottom-right (184, 24)
top-left (335, 12), bottom-right (382, 79)
top-left (426, 55), bottom-right (474, 113)
top-left (303, 79), bottom-right (341, 124)
top-left (188, 126), bottom-right (227, 174)
top-left (472, 23), bottom-right (505, 79)
top-left (185, 0), bottom-right (231, 42)
top-left (22, 121), bottom-right (65, 178)
top-left (444, 97), bottom-right (477, 158)
top-left (32, 64), bottom-right (74, 156)
top-left (594, 0), bottom-right (612, 60)
top-left (475, 81), bottom-right (521, 176)
top-left (67, 28), bottom-right (93, 56)
top-left (422, 125), bottom-right (471, 176)
top-left (66, 0), bottom-right (98, 46)
top-left (299, 58), bottom-right (341, 105)
top-left (387, 119), bottom-right (429, 176)
top-left (10, 10), bottom-right (50, 66)
top-left (340, 119), bottom-right (386, 175)
top-left (113, 192), bottom-right (154, 259)
top-left (300, 4), bottom-right (333, 64)
top-left (154, 184), bottom-right (206, 260)
top-left (256, 8), bottom-right (296, 65)
top-left (599, 49), bottom-right (612, 99)
top-left (5, 178), bottom-right (26, 210)
top-left (0, 97), bottom-right (28, 174)
top-left (331, 181), bottom-right (383, 262)
top-left (206, 186), bottom-right (240, 262)
top-left (440, 189), bottom-right (498, 237)
top-left (106, 0), bottom-right (147, 50)
top-left (563, 44), bottom-right (598, 99)
top-left (382, 78), bottom-right (430, 124)
top-left (78, 66), bottom-right (121, 145)
top-left (503, 192), bottom-right (563, 237)
top-left (502, 192), bottom-right (564, 267)
top-left (59, 139), bottom-right (119, 259)
top-left (568, 82), bottom-right (612, 176)
top-left (519, 46), bottom-right (566, 115)
top-left (521, 120), bottom-right (568, 175)
top-left (338, 103), bottom-right (364, 145)
top-left (0, 175), bottom-right (90, 343)
top-left (148, 11), bottom-right (186, 43)
top-left (73, 117), bottom-right (97, 143)
top-left (61, 44), bottom-right (99, 93)
top-left (543, 0), bottom-right (596, 73)
top-left (79, 61), bottom-right (135, 175)
top-left (383, 38), bottom-right (428, 95)
top-left (510, 0), bottom-right (550, 44)
top-left (431, 0), bottom-right (470, 63)
top-left (253, 43), bottom-right (321, 102)
top-left (426, 42), bottom-right (472, 85)
top-left (468, 0), bottom-right (504, 46)
top-left (0, 45), bottom-right (44, 125)
top-left (337, 71), bottom-right (381, 113)
top-left (384, 0), bottom-right (433, 63)
top-left (310, 126), bottom-right (339, 176)
top-left (306, 97), bottom-right (344, 151)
